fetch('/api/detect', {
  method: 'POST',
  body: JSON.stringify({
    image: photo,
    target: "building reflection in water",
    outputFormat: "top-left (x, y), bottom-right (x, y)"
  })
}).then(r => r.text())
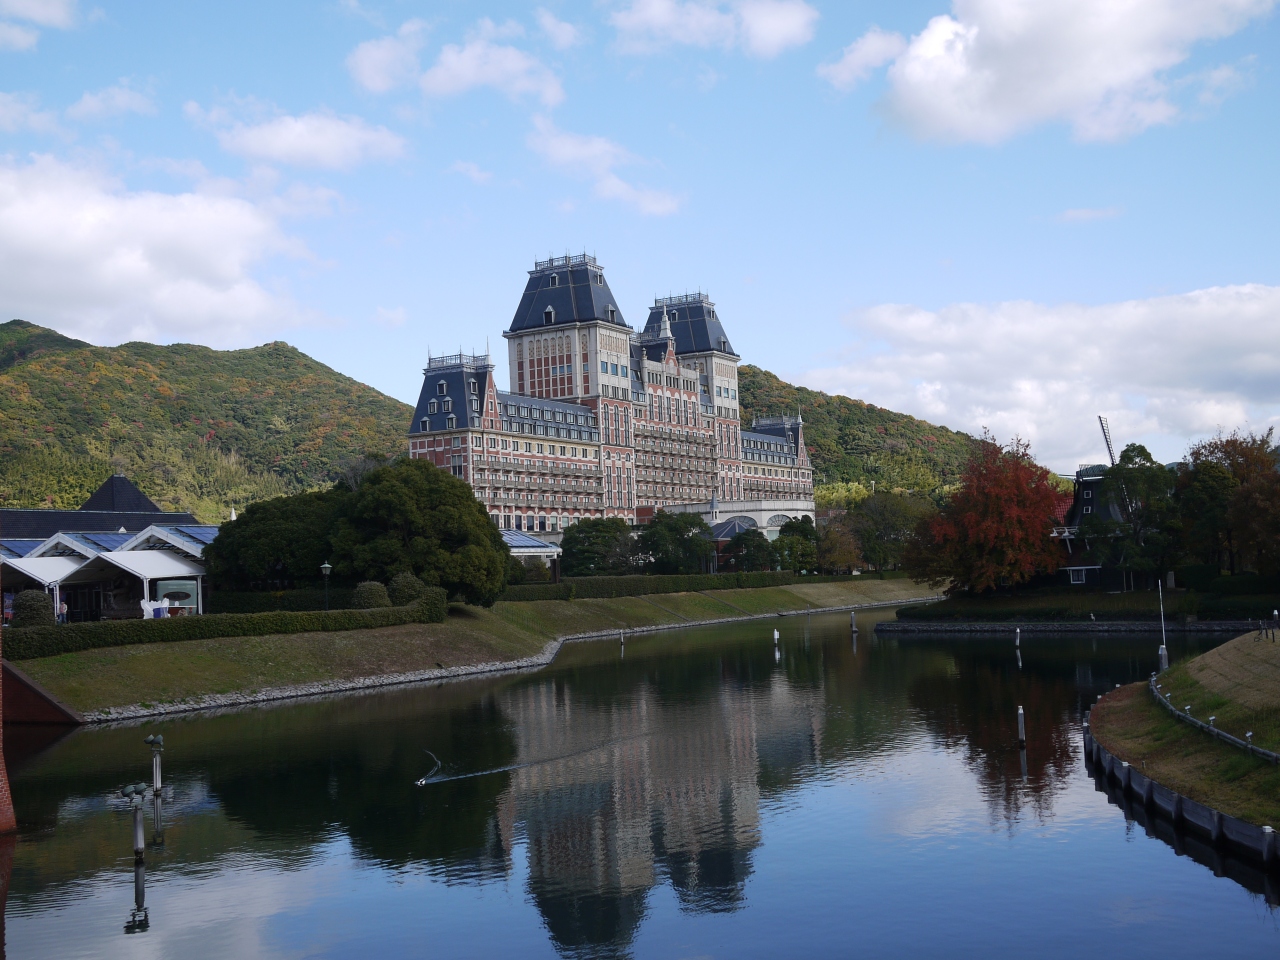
top-left (479, 671), bottom-right (825, 958)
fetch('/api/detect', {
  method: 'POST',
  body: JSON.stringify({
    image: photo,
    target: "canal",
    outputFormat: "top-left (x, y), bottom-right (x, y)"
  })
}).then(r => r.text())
top-left (5, 609), bottom-right (1277, 959)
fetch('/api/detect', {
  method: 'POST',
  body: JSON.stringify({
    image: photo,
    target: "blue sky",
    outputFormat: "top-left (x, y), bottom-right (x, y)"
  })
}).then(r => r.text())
top-left (1, 0), bottom-right (1277, 470)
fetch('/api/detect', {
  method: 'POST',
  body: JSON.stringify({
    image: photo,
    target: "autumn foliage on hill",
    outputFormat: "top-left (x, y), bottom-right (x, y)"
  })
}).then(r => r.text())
top-left (904, 434), bottom-right (1061, 593)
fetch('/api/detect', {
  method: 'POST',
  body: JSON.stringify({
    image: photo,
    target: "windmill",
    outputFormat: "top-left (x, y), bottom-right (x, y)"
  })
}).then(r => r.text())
top-left (1098, 415), bottom-right (1133, 518)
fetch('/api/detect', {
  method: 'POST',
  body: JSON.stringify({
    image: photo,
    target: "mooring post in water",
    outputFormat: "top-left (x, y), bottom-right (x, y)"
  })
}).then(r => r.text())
top-left (1019, 746), bottom-right (1028, 784)
top-left (850, 611), bottom-right (857, 633)
top-left (773, 628), bottom-right (779, 644)
top-left (145, 735), bottom-right (163, 793)
top-left (1017, 706), bottom-right (1026, 746)
top-left (1015, 627), bottom-right (1020, 648)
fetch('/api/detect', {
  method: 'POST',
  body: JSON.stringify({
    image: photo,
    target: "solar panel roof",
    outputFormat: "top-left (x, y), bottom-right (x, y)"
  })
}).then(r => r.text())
top-left (81, 532), bottom-right (133, 551)
top-left (0, 539), bottom-right (42, 558)
top-left (501, 529), bottom-right (556, 550)
top-left (176, 526), bottom-right (219, 545)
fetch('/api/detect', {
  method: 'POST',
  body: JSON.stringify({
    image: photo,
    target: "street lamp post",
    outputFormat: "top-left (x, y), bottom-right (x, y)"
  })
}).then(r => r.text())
top-left (321, 562), bottom-right (332, 611)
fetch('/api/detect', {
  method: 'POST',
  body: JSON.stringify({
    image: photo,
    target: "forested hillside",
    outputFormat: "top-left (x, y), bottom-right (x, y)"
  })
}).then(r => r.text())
top-left (0, 320), bottom-right (413, 522)
top-left (0, 319), bottom-right (974, 522)
top-left (738, 364), bottom-right (974, 498)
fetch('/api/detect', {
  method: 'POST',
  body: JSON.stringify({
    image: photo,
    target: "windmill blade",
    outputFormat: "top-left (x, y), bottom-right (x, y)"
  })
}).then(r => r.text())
top-left (1098, 416), bottom-right (1117, 467)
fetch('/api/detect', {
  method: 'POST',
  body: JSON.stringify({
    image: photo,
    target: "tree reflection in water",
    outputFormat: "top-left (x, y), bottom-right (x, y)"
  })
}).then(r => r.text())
top-left (3, 617), bottom-right (1233, 959)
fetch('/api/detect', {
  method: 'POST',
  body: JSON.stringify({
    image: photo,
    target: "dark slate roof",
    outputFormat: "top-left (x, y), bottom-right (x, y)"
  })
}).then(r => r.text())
top-left (0, 508), bottom-right (199, 540)
top-left (410, 356), bottom-right (493, 434)
top-left (642, 293), bottom-right (736, 357)
top-left (508, 254), bottom-right (630, 334)
top-left (80, 475), bottom-right (162, 512)
top-left (496, 392), bottom-right (599, 443)
top-left (633, 340), bottom-right (674, 364)
top-left (742, 430), bottom-right (797, 465)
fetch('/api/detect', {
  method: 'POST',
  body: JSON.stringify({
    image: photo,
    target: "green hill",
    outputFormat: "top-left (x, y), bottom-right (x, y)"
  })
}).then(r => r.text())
top-left (0, 320), bottom-right (974, 522)
top-left (0, 320), bottom-right (413, 522)
top-left (738, 364), bottom-right (974, 498)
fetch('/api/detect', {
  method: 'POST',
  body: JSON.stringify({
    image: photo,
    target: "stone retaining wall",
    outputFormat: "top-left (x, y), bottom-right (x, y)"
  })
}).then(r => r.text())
top-left (876, 620), bottom-right (1257, 636)
top-left (1083, 713), bottom-right (1279, 871)
top-left (81, 596), bottom-right (935, 724)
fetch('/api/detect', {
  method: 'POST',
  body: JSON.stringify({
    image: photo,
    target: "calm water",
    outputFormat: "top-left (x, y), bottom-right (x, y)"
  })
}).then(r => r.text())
top-left (6, 610), bottom-right (1278, 959)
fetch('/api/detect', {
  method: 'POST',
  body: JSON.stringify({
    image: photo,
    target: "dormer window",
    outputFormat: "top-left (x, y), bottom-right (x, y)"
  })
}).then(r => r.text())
top-left (469, 379), bottom-right (478, 394)
top-left (437, 381), bottom-right (447, 395)
top-left (442, 399), bottom-right (452, 412)
top-left (549, 274), bottom-right (559, 287)
top-left (596, 273), bottom-right (604, 285)
top-left (544, 306), bottom-right (555, 325)
top-left (608, 306), bottom-right (616, 323)
top-left (427, 400), bottom-right (438, 414)
top-left (446, 415), bottom-right (457, 429)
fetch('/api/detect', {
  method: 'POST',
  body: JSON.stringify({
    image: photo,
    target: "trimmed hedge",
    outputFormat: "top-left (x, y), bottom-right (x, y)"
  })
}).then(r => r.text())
top-left (12, 590), bottom-right (55, 629)
top-left (497, 572), bottom-right (831, 602)
top-left (4, 588), bottom-right (449, 661)
top-left (208, 589), bottom-right (357, 614)
top-left (502, 583), bottom-right (576, 601)
top-left (352, 581), bottom-right (392, 609)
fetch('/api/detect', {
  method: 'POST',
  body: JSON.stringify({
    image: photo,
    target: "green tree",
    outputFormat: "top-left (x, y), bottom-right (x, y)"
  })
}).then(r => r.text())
top-left (331, 459), bottom-right (508, 606)
top-left (724, 528), bottom-right (776, 572)
top-left (817, 520), bottom-right (861, 573)
top-left (1178, 460), bottom-right (1237, 573)
top-left (204, 487), bottom-right (349, 589)
top-left (848, 491), bottom-right (935, 572)
top-left (560, 517), bottom-right (634, 576)
top-left (1081, 444), bottom-right (1182, 582)
top-left (1229, 472), bottom-right (1280, 578)
top-left (637, 510), bottom-right (714, 574)
top-left (773, 515), bottom-right (818, 572)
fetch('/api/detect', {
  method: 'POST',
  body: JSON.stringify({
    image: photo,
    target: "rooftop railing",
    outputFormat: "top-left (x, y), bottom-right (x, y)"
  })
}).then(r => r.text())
top-left (425, 352), bottom-right (491, 370)
top-left (653, 291), bottom-right (714, 309)
top-left (533, 253), bottom-right (598, 272)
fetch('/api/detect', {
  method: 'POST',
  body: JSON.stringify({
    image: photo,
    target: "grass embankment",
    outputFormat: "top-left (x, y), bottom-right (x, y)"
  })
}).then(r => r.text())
top-left (19, 578), bottom-right (932, 715)
top-left (1091, 631), bottom-right (1280, 826)
top-left (899, 585), bottom-right (1280, 622)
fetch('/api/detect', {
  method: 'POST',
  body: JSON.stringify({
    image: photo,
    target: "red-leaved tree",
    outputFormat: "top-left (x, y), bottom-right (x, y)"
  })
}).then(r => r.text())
top-left (904, 433), bottom-right (1061, 593)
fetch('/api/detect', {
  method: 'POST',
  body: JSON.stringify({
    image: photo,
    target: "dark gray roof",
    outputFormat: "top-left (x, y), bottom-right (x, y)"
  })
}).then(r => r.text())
top-left (743, 430), bottom-right (797, 465)
top-left (0, 508), bottom-right (198, 539)
top-left (80, 475), bottom-right (161, 512)
top-left (642, 293), bottom-right (736, 357)
top-left (410, 357), bottom-right (492, 434)
top-left (496, 392), bottom-right (599, 443)
top-left (508, 254), bottom-right (630, 333)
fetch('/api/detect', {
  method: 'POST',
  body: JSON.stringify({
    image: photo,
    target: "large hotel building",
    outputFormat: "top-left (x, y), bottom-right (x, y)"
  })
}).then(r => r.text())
top-left (408, 255), bottom-right (814, 538)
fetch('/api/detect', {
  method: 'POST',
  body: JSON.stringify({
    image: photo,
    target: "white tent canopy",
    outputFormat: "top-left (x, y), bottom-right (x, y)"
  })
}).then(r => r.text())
top-left (62, 550), bottom-right (204, 584)
top-left (0, 555), bottom-right (86, 587)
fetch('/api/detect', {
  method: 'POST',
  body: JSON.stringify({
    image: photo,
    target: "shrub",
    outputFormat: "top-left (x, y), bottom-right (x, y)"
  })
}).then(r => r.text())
top-left (388, 572), bottom-right (429, 606)
top-left (12, 590), bottom-right (54, 629)
top-left (4, 589), bottom-right (449, 661)
top-left (521, 557), bottom-right (551, 582)
top-left (351, 581), bottom-right (391, 609)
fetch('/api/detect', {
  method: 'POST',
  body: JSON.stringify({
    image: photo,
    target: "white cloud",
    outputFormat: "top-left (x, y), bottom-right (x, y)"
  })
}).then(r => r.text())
top-left (735, 0), bottom-right (820, 58)
top-left (187, 104), bottom-right (405, 170)
top-left (805, 284), bottom-right (1280, 469)
top-left (1059, 206), bottom-right (1121, 222)
top-left (0, 90), bottom-right (60, 132)
top-left (0, 154), bottom-right (310, 347)
top-left (421, 20), bottom-right (563, 106)
top-left (611, 0), bottom-right (817, 58)
top-left (536, 7), bottom-right (581, 49)
top-left (346, 19), bottom-right (426, 93)
top-left (830, 0), bottom-right (1276, 143)
top-left (0, 0), bottom-right (76, 28)
top-left (66, 80), bottom-right (155, 120)
top-left (817, 27), bottom-right (906, 91)
top-left (450, 159), bottom-right (492, 183)
top-left (0, 21), bottom-right (37, 49)
top-left (528, 115), bottom-right (680, 216)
